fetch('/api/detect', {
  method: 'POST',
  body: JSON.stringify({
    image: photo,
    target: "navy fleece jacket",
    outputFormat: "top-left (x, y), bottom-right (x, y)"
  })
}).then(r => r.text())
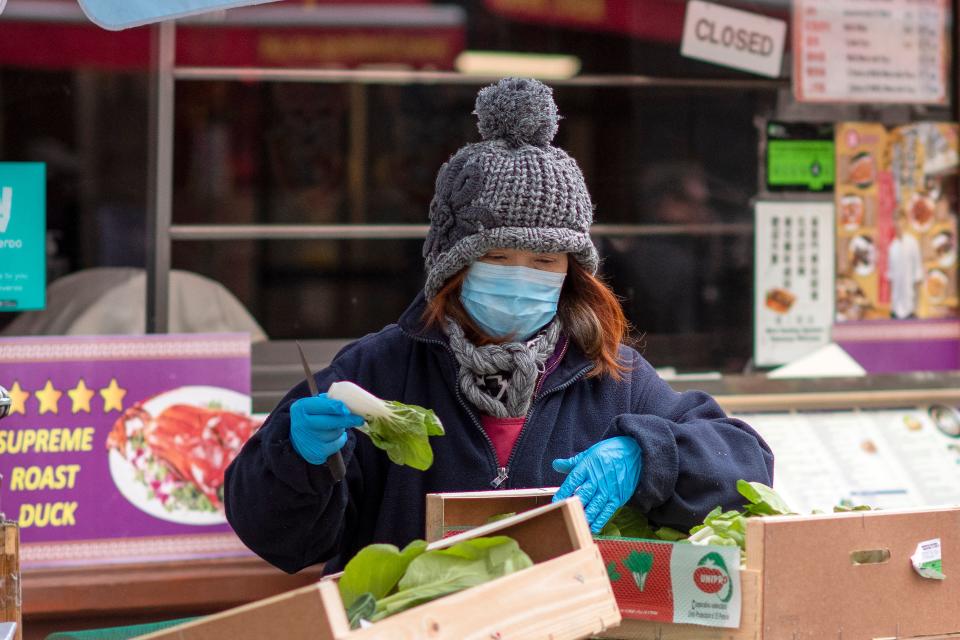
top-left (224, 294), bottom-right (773, 574)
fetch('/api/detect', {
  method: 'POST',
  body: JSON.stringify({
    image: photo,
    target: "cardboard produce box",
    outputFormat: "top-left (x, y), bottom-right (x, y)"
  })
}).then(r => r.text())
top-left (426, 489), bottom-right (960, 640)
top-left (135, 498), bottom-right (620, 640)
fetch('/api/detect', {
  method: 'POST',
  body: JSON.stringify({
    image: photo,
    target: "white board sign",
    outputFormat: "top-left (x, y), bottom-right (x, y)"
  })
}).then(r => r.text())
top-left (740, 405), bottom-right (960, 514)
top-left (754, 202), bottom-right (835, 368)
top-left (681, 0), bottom-right (786, 78)
top-left (794, 0), bottom-right (949, 104)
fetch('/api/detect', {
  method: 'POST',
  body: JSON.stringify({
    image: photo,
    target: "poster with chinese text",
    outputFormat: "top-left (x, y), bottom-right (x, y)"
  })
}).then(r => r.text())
top-left (754, 202), bottom-right (835, 367)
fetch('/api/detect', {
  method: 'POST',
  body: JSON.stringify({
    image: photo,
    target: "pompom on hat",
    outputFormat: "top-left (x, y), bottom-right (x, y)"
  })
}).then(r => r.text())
top-left (422, 77), bottom-right (599, 299)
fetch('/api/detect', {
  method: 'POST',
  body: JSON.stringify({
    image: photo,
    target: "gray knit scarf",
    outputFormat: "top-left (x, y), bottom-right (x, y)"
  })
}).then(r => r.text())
top-left (445, 318), bottom-right (562, 418)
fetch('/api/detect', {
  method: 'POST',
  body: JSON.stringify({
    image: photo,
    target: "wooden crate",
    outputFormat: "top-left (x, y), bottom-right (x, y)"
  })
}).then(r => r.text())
top-left (134, 498), bottom-right (620, 640)
top-left (426, 490), bottom-right (960, 640)
top-left (0, 520), bottom-right (19, 640)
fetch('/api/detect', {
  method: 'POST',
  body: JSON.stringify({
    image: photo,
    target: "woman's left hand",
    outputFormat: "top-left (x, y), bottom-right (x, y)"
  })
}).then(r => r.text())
top-left (552, 436), bottom-right (643, 533)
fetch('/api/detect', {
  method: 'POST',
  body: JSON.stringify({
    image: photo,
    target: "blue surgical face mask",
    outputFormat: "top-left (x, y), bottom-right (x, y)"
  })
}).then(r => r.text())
top-left (460, 261), bottom-right (566, 341)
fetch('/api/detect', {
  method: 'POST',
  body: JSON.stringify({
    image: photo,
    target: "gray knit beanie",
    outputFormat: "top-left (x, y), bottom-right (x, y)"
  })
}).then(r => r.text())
top-left (422, 77), bottom-right (599, 299)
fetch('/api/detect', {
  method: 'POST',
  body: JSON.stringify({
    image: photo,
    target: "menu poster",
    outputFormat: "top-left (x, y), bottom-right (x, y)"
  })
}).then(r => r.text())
top-left (0, 333), bottom-right (255, 567)
top-left (794, 0), bottom-right (949, 105)
top-left (835, 123), bottom-right (888, 321)
top-left (835, 122), bottom-right (959, 322)
top-left (740, 405), bottom-right (960, 514)
top-left (754, 202), bottom-right (835, 367)
top-left (890, 123), bottom-right (959, 318)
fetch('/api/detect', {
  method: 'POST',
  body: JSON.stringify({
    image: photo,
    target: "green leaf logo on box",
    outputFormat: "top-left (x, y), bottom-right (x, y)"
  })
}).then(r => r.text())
top-left (623, 550), bottom-right (654, 591)
top-left (0, 163), bottom-right (46, 312)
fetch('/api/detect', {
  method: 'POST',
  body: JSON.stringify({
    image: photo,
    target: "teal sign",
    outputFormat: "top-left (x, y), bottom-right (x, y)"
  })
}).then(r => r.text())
top-left (0, 163), bottom-right (46, 311)
top-left (78, 0), bottom-right (280, 30)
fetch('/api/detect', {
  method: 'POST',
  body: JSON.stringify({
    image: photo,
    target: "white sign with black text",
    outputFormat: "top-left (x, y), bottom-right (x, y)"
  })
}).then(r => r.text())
top-left (681, 0), bottom-right (786, 78)
top-left (754, 202), bottom-right (835, 368)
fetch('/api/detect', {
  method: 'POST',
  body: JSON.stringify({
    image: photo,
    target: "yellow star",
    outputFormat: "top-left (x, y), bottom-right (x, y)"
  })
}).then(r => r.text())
top-left (35, 380), bottom-right (63, 415)
top-left (6, 381), bottom-right (29, 415)
top-left (99, 378), bottom-right (127, 413)
top-left (67, 379), bottom-right (96, 414)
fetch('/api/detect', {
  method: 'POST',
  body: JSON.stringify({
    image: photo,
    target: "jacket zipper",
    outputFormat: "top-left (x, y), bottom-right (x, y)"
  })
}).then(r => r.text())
top-left (493, 339), bottom-right (572, 488)
top-left (500, 361), bottom-right (592, 489)
top-left (409, 335), bottom-right (503, 485)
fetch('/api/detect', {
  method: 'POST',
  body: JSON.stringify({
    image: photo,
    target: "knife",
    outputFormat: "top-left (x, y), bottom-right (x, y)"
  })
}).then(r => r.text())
top-left (296, 342), bottom-right (347, 482)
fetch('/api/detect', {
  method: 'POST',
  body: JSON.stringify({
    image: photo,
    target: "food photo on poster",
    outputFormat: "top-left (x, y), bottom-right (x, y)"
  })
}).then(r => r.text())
top-left (106, 385), bottom-right (258, 525)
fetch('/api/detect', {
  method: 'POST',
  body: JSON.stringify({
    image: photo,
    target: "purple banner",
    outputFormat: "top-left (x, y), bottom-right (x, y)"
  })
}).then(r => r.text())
top-left (0, 334), bottom-right (252, 549)
top-left (833, 319), bottom-right (960, 373)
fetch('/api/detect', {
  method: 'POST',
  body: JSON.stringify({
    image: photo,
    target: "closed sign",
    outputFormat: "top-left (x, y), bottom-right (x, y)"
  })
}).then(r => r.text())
top-left (681, 0), bottom-right (786, 78)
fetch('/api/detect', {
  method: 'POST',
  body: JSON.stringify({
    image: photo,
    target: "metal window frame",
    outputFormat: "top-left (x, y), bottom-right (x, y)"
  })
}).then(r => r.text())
top-left (143, 20), bottom-right (788, 334)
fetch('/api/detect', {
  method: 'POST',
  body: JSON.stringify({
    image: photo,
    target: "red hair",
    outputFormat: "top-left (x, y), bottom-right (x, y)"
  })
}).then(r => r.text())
top-left (423, 260), bottom-right (631, 380)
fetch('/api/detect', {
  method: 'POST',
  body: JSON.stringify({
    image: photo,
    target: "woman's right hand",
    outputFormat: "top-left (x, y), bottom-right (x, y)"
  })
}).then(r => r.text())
top-left (290, 393), bottom-right (365, 465)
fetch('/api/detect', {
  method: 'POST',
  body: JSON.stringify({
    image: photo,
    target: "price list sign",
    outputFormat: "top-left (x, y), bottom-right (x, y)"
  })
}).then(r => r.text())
top-left (755, 202), bottom-right (835, 367)
top-left (794, 0), bottom-right (948, 105)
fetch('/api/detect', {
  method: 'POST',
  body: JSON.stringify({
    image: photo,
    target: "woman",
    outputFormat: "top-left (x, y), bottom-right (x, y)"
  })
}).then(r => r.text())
top-left (225, 78), bottom-right (773, 574)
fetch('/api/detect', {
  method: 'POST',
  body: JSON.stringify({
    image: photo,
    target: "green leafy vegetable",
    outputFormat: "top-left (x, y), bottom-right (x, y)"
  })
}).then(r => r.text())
top-left (654, 526), bottom-right (687, 541)
top-left (372, 536), bottom-right (533, 621)
top-left (623, 550), bottom-right (654, 590)
top-left (346, 593), bottom-right (376, 628)
top-left (833, 504), bottom-right (873, 512)
top-left (737, 479), bottom-right (794, 516)
top-left (688, 507), bottom-right (746, 548)
top-left (602, 505), bottom-right (657, 539)
top-left (338, 540), bottom-right (427, 609)
top-left (485, 512), bottom-right (517, 524)
top-left (328, 381), bottom-right (445, 471)
top-left (685, 482), bottom-right (795, 561)
top-left (339, 536), bottom-right (533, 628)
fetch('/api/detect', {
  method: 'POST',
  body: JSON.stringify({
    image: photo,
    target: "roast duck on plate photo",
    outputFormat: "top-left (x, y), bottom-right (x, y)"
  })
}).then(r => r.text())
top-left (107, 402), bottom-right (259, 514)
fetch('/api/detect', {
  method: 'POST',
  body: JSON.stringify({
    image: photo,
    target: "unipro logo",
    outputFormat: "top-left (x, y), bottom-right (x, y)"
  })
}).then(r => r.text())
top-left (0, 186), bottom-right (12, 233)
top-left (693, 552), bottom-right (733, 603)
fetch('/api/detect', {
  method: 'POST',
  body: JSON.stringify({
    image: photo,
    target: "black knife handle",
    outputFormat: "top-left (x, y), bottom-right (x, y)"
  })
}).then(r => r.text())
top-left (328, 451), bottom-right (347, 482)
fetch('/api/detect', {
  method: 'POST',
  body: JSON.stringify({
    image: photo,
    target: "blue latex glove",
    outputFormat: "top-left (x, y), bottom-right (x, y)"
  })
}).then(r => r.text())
top-left (551, 436), bottom-right (643, 533)
top-left (290, 393), bottom-right (365, 465)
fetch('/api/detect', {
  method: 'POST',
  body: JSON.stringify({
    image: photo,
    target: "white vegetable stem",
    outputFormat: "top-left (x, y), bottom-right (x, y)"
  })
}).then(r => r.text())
top-left (328, 381), bottom-right (391, 420)
top-left (687, 527), bottom-right (715, 544)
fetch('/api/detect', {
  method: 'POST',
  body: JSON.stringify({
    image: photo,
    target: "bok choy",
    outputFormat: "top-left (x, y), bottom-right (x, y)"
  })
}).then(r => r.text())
top-left (327, 381), bottom-right (445, 471)
top-left (339, 536), bottom-right (533, 628)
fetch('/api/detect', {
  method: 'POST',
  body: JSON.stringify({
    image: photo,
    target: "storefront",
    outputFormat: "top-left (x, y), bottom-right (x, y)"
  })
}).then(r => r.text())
top-left (1, 1), bottom-right (959, 638)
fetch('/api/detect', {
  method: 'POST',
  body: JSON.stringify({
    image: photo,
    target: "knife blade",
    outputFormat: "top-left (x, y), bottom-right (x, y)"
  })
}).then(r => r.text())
top-left (296, 341), bottom-right (347, 482)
